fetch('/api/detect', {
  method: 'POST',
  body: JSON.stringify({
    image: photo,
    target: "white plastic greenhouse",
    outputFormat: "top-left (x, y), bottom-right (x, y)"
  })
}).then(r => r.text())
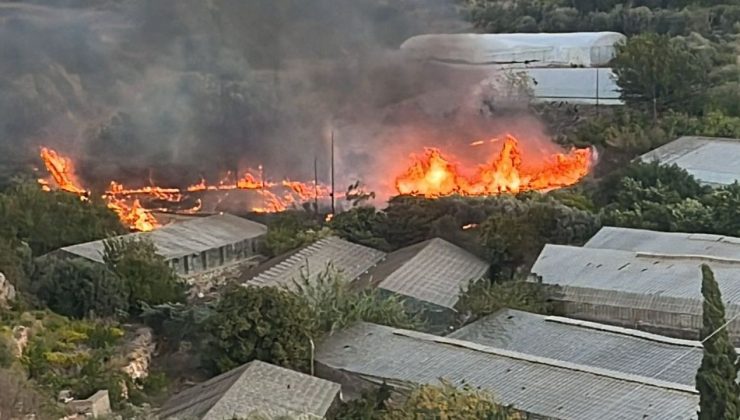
top-left (401, 32), bottom-right (626, 67)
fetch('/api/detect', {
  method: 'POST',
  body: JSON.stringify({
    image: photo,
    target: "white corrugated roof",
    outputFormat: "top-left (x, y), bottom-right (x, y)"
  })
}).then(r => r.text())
top-left (317, 322), bottom-right (698, 420)
top-left (449, 309), bottom-right (703, 387)
top-left (639, 136), bottom-right (740, 187)
top-left (532, 244), bottom-right (740, 306)
top-left (60, 214), bottom-right (266, 263)
top-left (245, 236), bottom-right (386, 289)
top-left (373, 238), bottom-right (489, 309)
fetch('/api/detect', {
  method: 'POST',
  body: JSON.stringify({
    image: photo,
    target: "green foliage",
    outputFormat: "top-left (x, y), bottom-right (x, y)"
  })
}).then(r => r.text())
top-left (262, 211), bottom-right (328, 257)
top-left (696, 265), bottom-right (740, 420)
top-left (0, 236), bottom-right (31, 297)
top-left (456, 279), bottom-right (551, 320)
top-left (0, 183), bottom-right (124, 255)
top-left (18, 312), bottom-right (128, 407)
top-left (384, 381), bottom-right (523, 420)
top-left (139, 302), bottom-right (212, 347)
top-left (338, 380), bottom-right (523, 420)
top-left (479, 197), bottom-right (599, 276)
top-left (612, 33), bottom-right (711, 117)
top-left (103, 236), bottom-right (186, 313)
top-left (0, 333), bottom-right (14, 368)
top-left (206, 285), bottom-right (318, 373)
top-left (293, 265), bottom-right (417, 334)
top-left (32, 257), bottom-right (127, 319)
top-left (329, 206), bottom-right (392, 251)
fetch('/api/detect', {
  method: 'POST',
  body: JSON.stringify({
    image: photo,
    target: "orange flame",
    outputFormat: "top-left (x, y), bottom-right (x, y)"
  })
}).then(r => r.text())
top-left (395, 135), bottom-right (592, 197)
top-left (39, 147), bottom-right (87, 195)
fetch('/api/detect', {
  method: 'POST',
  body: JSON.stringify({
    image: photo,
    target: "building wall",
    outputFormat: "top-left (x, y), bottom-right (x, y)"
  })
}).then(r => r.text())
top-left (551, 299), bottom-right (740, 345)
top-left (168, 236), bottom-right (264, 276)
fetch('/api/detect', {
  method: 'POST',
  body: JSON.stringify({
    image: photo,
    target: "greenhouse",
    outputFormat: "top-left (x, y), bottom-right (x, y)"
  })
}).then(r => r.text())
top-left (531, 244), bottom-right (740, 344)
top-left (400, 32), bottom-right (626, 67)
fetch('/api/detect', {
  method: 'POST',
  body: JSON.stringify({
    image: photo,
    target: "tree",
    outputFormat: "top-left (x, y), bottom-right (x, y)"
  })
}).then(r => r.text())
top-left (103, 236), bottom-right (186, 313)
top-left (329, 207), bottom-right (392, 251)
top-left (696, 265), bottom-right (739, 420)
top-left (206, 285), bottom-right (318, 373)
top-left (612, 34), bottom-right (711, 120)
top-left (293, 265), bottom-right (416, 334)
top-left (455, 279), bottom-right (551, 321)
top-left (0, 183), bottom-right (124, 255)
top-left (261, 211), bottom-right (327, 257)
top-left (32, 257), bottom-right (127, 319)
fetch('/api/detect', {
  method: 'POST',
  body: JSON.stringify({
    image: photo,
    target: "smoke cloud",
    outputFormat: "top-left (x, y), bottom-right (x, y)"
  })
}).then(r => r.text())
top-left (0, 0), bottom-right (556, 201)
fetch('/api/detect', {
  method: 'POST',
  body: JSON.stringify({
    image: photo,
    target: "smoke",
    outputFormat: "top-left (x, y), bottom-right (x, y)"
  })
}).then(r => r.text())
top-left (0, 0), bottom-right (559, 201)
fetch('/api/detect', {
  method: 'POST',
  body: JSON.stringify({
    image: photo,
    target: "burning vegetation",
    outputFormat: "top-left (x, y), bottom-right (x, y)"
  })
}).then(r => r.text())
top-left (38, 147), bottom-right (335, 232)
top-left (395, 135), bottom-right (593, 197)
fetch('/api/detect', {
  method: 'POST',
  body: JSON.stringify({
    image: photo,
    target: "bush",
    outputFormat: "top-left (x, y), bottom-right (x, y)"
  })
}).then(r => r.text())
top-left (206, 285), bottom-right (318, 373)
top-left (32, 257), bottom-right (128, 319)
top-left (456, 279), bottom-right (551, 321)
top-left (261, 211), bottom-right (328, 256)
top-left (103, 236), bottom-right (186, 313)
top-left (0, 183), bottom-right (124, 255)
top-left (293, 265), bottom-right (416, 334)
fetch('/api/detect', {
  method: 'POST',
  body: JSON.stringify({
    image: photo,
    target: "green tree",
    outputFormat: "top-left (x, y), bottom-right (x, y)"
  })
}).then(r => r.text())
top-left (696, 265), bottom-right (740, 420)
top-left (261, 211), bottom-right (327, 257)
top-left (456, 279), bottom-right (551, 321)
top-left (32, 257), bottom-right (127, 319)
top-left (612, 33), bottom-right (711, 120)
top-left (329, 206), bottom-right (392, 251)
top-left (103, 236), bottom-right (186, 313)
top-left (206, 285), bottom-right (318, 373)
top-left (0, 184), bottom-right (124, 255)
top-left (293, 265), bottom-right (416, 334)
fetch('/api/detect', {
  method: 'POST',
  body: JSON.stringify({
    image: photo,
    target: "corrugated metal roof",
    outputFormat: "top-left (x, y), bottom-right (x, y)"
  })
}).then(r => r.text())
top-left (639, 136), bottom-right (740, 186)
top-left (371, 238), bottom-right (488, 309)
top-left (246, 236), bottom-right (386, 288)
top-left (316, 323), bottom-right (698, 420)
top-left (586, 226), bottom-right (740, 260)
top-left (60, 214), bottom-right (267, 263)
top-left (158, 360), bottom-right (340, 420)
top-left (532, 244), bottom-right (740, 306)
top-left (449, 309), bottom-right (701, 387)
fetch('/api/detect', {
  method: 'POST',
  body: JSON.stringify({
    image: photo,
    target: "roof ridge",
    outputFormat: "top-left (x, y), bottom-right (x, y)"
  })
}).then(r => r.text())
top-left (635, 251), bottom-right (740, 265)
top-left (543, 316), bottom-right (703, 348)
top-left (391, 328), bottom-right (698, 395)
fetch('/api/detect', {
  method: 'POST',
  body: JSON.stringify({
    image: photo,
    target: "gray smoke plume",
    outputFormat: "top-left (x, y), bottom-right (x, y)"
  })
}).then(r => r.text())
top-left (0, 0), bottom-right (547, 199)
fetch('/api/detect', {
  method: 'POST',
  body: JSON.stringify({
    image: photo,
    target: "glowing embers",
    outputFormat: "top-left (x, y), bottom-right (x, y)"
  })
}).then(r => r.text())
top-left (395, 135), bottom-right (593, 197)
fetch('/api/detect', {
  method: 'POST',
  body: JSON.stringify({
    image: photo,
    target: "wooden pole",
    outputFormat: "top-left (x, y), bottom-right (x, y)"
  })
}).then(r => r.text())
top-left (314, 156), bottom-right (319, 214)
top-left (330, 130), bottom-right (335, 215)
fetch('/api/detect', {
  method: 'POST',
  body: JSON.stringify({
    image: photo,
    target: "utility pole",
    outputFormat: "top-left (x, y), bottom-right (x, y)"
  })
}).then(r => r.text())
top-left (313, 156), bottom-right (319, 215)
top-left (330, 130), bottom-right (335, 215)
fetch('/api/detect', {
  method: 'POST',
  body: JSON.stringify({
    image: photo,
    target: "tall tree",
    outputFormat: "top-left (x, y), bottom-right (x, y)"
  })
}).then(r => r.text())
top-left (696, 264), bottom-right (739, 420)
top-left (612, 33), bottom-right (710, 120)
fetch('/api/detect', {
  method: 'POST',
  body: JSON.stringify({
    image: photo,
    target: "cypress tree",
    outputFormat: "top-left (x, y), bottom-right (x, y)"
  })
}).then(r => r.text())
top-left (696, 264), bottom-right (739, 420)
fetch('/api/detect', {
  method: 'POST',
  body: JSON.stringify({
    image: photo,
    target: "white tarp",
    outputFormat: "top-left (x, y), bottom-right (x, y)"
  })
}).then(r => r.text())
top-left (401, 32), bottom-right (626, 68)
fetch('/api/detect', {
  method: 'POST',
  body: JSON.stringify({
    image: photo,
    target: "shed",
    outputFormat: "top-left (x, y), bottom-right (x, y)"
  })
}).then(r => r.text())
top-left (57, 213), bottom-right (267, 276)
top-left (316, 323), bottom-right (699, 420)
top-left (530, 244), bottom-right (740, 342)
top-left (245, 236), bottom-right (386, 289)
top-left (400, 32), bottom-right (626, 67)
top-left (157, 360), bottom-right (341, 420)
top-left (450, 309), bottom-right (710, 387)
top-left (365, 238), bottom-right (488, 331)
top-left (638, 136), bottom-right (740, 187)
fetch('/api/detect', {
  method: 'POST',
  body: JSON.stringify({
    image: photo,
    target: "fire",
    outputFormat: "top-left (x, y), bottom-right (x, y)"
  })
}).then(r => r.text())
top-left (39, 147), bottom-right (87, 195)
top-left (395, 135), bottom-right (592, 197)
top-left (38, 146), bottom-right (336, 229)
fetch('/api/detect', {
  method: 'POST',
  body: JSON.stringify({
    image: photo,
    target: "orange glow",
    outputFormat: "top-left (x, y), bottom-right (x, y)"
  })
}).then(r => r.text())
top-left (106, 197), bottom-right (159, 232)
top-left (39, 147), bottom-right (87, 195)
top-left (395, 135), bottom-right (592, 197)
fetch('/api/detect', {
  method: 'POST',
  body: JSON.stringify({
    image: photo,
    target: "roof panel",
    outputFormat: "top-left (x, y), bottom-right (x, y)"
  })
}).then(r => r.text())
top-left (373, 238), bottom-right (489, 309)
top-left (61, 214), bottom-right (267, 263)
top-left (246, 237), bottom-right (386, 288)
top-left (639, 136), bottom-right (740, 186)
top-left (449, 309), bottom-right (701, 387)
top-left (159, 360), bottom-right (340, 420)
top-left (317, 323), bottom-right (698, 420)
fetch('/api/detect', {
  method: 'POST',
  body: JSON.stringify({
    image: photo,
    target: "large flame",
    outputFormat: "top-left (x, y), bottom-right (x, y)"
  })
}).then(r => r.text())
top-left (39, 147), bottom-right (87, 195)
top-left (395, 135), bottom-right (592, 197)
